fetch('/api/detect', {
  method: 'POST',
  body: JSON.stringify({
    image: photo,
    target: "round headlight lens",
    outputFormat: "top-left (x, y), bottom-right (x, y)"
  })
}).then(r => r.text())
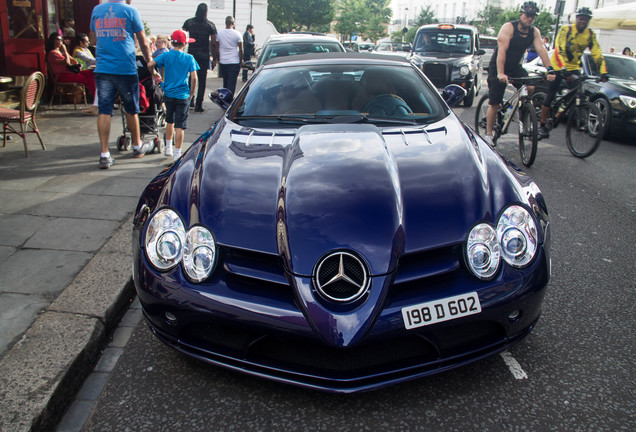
top-left (497, 206), bottom-right (538, 267)
top-left (145, 209), bottom-right (186, 270)
top-left (459, 65), bottom-right (470, 76)
top-left (183, 226), bottom-right (216, 282)
top-left (466, 223), bottom-right (500, 279)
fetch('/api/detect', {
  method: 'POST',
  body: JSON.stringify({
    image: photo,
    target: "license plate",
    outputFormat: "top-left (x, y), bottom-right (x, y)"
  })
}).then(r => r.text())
top-left (402, 292), bottom-right (481, 330)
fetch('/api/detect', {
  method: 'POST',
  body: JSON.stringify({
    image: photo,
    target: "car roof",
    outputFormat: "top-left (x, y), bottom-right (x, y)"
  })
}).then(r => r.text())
top-left (261, 52), bottom-right (413, 68)
top-left (417, 23), bottom-right (478, 33)
top-left (263, 33), bottom-right (342, 45)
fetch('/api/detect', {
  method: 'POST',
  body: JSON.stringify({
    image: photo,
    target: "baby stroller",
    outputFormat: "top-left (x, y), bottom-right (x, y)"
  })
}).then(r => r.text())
top-left (117, 56), bottom-right (166, 153)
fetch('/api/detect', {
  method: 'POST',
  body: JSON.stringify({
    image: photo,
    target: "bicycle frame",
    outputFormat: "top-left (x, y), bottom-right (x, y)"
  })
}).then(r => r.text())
top-left (499, 84), bottom-right (529, 136)
top-left (545, 75), bottom-right (594, 130)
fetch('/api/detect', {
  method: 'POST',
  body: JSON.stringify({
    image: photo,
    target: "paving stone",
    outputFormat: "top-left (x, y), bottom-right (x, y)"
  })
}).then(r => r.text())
top-left (28, 193), bottom-right (139, 221)
top-left (0, 293), bottom-right (49, 356)
top-left (24, 217), bottom-right (118, 252)
top-left (0, 214), bottom-right (50, 247)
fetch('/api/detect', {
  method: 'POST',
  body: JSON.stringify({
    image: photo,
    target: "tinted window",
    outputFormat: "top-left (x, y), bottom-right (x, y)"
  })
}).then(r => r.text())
top-left (588, 54), bottom-right (636, 80)
top-left (260, 42), bottom-right (344, 65)
top-left (234, 63), bottom-right (446, 126)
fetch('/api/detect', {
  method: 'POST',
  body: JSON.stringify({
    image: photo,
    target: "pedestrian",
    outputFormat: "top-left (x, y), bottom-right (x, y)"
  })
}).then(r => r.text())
top-left (182, 3), bottom-right (217, 113)
top-left (216, 16), bottom-right (243, 95)
top-left (147, 30), bottom-right (199, 161)
top-left (153, 35), bottom-right (170, 59)
top-left (622, 47), bottom-right (632, 56)
top-left (609, 46), bottom-right (615, 53)
top-left (538, 7), bottom-right (608, 139)
top-left (484, 1), bottom-right (554, 147)
top-left (242, 24), bottom-right (255, 82)
top-left (90, 0), bottom-right (154, 169)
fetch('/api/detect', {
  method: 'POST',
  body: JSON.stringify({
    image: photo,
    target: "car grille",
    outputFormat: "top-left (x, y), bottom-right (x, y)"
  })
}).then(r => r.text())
top-left (423, 63), bottom-right (449, 87)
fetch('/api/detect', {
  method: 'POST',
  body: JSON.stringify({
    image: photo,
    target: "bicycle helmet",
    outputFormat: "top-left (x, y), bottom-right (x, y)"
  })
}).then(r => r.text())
top-left (520, 1), bottom-right (540, 16)
top-left (576, 7), bottom-right (593, 18)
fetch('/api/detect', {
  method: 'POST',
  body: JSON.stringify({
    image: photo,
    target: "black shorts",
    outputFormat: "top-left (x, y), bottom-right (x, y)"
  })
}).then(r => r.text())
top-left (164, 96), bottom-right (190, 129)
top-left (487, 65), bottom-right (528, 105)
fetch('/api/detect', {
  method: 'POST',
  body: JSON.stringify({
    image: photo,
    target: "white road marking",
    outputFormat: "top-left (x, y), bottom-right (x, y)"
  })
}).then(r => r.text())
top-left (500, 351), bottom-right (528, 380)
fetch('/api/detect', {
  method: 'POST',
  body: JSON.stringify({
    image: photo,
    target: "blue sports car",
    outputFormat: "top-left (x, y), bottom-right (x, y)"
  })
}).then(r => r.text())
top-left (132, 53), bottom-right (551, 393)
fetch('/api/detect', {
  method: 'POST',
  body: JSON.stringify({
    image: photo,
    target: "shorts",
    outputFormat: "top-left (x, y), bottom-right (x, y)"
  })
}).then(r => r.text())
top-left (95, 73), bottom-right (139, 115)
top-left (487, 65), bottom-right (528, 105)
top-left (164, 96), bottom-right (190, 129)
top-left (542, 70), bottom-right (578, 108)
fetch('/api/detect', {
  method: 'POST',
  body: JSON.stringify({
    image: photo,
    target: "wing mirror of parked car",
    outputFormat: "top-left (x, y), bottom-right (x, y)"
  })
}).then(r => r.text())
top-left (210, 88), bottom-right (234, 110)
top-left (477, 48), bottom-right (486, 56)
top-left (442, 84), bottom-right (467, 108)
top-left (242, 61), bottom-right (255, 71)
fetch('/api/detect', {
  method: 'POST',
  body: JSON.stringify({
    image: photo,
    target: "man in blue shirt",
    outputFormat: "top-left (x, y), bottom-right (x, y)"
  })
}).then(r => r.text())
top-left (90, 0), bottom-right (153, 168)
top-left (147, 30), bottom-right (199, 161)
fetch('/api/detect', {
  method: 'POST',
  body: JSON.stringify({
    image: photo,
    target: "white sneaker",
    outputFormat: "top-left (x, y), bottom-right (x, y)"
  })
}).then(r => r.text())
top-left (165, 146), bottom-right (174, 157)
top-left (485, 134), bottom-right (496, 148)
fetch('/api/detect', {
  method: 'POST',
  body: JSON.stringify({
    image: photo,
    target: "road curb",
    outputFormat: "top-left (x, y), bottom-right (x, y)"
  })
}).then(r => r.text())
top-left (0, 216), bottom-right (136, 432)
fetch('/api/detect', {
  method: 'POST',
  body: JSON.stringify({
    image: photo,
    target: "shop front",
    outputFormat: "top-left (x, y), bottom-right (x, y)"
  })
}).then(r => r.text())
top-left (0, 0), bottom-right (98, 76)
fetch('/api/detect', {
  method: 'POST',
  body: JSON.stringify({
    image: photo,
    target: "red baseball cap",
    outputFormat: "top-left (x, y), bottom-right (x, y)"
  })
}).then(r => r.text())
top-left (171, 29), bottom-right (195, 44)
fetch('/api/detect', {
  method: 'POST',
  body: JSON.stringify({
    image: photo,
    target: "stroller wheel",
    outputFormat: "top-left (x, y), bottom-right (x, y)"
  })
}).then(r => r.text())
top-left (117, 136), bottom-right (125, 151)
top-left (123, 136), bottom-right (132, 151)
top-left (158, 112), bottom-right (166, 128)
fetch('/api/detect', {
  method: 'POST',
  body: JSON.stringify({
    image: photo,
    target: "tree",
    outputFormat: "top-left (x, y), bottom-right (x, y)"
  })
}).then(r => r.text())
top-left (476, 5), bottom-right (557, 40)
top-left (475, 2), bottom-right (503, 36)
top-left (335, 0), bottom-right (392, 43)
top-left (268, 0), bottom-right (336, 33)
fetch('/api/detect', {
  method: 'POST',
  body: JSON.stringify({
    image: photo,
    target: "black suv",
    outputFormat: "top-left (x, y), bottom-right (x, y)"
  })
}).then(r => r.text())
top-left (409, 24), bottom-right (485, 107)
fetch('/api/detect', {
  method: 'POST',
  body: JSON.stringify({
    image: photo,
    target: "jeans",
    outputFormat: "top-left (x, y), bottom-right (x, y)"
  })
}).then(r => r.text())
top-left (220, 63), bottom-right (241, 95)
top-left (95, 73), bottom-right (139, 115)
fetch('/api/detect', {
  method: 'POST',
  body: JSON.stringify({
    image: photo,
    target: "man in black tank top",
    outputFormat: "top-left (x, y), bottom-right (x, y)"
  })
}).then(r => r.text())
top-left (484, 1), bottom-right (555, 146)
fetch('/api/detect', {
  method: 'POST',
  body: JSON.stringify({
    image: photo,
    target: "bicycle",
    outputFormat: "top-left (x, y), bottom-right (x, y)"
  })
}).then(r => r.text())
top-left (531, 73), bottom-right (605, 158)
top-left (474, 76), bottom-right (541, 167)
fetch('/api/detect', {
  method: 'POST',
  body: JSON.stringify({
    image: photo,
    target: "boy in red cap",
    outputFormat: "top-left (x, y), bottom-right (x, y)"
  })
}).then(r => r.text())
top-left (147, 29), bottom-right (200, 160)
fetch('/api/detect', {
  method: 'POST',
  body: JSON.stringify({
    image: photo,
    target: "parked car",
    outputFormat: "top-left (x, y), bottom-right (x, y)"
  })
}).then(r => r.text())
top-left (132, 52), bottom-right (551, 393)
top-left (409, 24), bottom-right (485, 107)
top-left (373, 41), bottom-right (412, 58)
top-left (523, 51), bottom-right (636, 137)
top-left (256, 33), bottom-right (345, 67)
top-left (479, 35), bottom-right (498, 71)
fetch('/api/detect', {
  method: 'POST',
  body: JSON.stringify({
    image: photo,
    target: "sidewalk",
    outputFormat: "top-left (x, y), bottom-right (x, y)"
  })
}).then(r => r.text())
top-left (0, 75), bottom-right (227, 431)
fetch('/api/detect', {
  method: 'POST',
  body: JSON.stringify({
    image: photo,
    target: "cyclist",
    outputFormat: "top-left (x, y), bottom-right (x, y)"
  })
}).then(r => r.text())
top-left (484, 1), bottom-right (554, 147)
top-left (538, 7), bottom-right (608, 139)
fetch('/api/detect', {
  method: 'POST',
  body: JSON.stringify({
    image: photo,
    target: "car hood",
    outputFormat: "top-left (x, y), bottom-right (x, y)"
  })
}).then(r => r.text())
top-left (160, 116), bottom-right (533, 278)
top-left (609, 78), bottom-right (636, 95)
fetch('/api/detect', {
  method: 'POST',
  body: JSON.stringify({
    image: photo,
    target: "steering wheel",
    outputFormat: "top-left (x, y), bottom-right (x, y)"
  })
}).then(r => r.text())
top-left (362, 94), bottom-right (413, 117)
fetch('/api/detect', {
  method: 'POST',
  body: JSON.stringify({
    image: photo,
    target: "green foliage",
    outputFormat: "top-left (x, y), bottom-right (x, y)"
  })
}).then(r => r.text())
top-left (143, 21), bottom-right (151, 36)
top-left (335, 0), bottom-right (392, 43)
top-left (476, 5), bottom-right (556, 40)
top-left (269, 0), bottom-right (336, 33)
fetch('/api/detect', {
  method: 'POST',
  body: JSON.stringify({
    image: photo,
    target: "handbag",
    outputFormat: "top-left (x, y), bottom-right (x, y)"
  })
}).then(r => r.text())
top-left (66, 63), bottom-right (81, 74)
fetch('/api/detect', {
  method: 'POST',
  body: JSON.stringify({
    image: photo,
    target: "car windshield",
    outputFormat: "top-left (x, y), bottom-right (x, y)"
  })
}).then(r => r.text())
top-left (413, 30), bottom-right (474, 55)
top-left (231, 63), bottom-right (446, 127)
top-left (260, 41), bottom-right (344, 65)
top-left (375, 42), bottom-right (411, 52)
top-left (587, 54), bottom-right (636, 80)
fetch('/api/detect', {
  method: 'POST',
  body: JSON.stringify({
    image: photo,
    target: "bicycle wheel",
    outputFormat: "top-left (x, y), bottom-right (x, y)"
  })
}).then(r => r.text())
top-left (518, 101), bottom-right (538, 167)
top-left (531, 92), bottom-right (546, 120)
top-left (474, 95), bottom-right (490, 138)
top-left (566, 102), bottom-right (604, 158)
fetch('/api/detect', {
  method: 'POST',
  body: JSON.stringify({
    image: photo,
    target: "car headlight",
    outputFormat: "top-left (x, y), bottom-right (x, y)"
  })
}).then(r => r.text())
top-left (145, 209), bottom-right (186, 270)
top-left (466, 223), bottom-right (500, 279)
top-left (459, 65), bottom-right (470, 77)
top-left (497, 206), bottom-right (538, 268)
top-left (619, 95), bottom-right (636, 109)
top-left (183, 226), bottom-right (216, 282)
top-left (466, 205), bottom-right (539, 279)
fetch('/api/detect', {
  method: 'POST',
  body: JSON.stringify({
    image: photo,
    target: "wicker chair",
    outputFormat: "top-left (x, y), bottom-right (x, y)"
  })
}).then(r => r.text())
top-left (0, 71), bottom-right (46, 157)
top-left (47, 61), bottom-right (87, 109)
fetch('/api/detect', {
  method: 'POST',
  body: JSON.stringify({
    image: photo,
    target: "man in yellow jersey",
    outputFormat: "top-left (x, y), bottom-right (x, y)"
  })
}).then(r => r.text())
top-left (538, 7), bottom-right (608, 139)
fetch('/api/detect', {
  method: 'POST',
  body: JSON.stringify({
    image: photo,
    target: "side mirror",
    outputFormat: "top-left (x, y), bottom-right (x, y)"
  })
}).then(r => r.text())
top-left (441, 84), bottom-right (467, 108)
top-left (210, 88), bottom-right (234, 110)
top-left (241, 61), bottom-right (255, 71)
top-left (476, 48), bottom-right (486, 56)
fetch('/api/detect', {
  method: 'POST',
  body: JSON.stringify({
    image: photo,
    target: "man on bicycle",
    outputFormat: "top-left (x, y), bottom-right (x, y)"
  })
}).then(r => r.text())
top-left (538, 7), bottom-right (608, 139)
top-left (484, 1), bottom-right (554, 147)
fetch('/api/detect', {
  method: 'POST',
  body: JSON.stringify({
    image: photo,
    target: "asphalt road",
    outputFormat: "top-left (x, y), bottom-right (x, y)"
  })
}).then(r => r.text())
top-left (80, 105), bottom-right (635, 432)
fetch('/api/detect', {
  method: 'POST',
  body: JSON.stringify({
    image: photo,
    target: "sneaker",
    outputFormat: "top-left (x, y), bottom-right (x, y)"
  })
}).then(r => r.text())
top-left (538, 126), bottom-right (550, 140)
top-left (99, 156), bottom-right (115, 169)
top-left (484, 135), bottom-right (496, 147)
top-left (194, 106), bottom-right (205, 113)
top-left (165, 146), bottom-right (174, 157)
top-left (133, 142), bottom-right (153, 158)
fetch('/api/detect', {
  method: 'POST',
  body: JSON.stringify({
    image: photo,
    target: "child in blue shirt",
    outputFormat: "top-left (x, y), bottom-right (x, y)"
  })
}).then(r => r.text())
top-left (148, 30), bottom-right (199, 160)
